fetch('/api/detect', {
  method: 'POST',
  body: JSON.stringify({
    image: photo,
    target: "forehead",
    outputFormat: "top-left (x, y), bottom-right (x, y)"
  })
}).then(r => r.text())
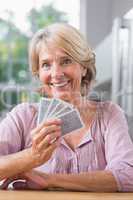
top-left (38, 45), bottom-right (69, 60)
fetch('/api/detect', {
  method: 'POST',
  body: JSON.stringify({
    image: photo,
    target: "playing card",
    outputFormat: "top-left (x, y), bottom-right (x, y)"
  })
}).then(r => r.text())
top-left (57, 109), bottom-right (84, 135)
top-left (37, 97), bottom-right (52, 124)
top-left (46, 98), bottom-right (60, 118)
top-left (37, 97), bottom-right (84, 135)
top-left (47, 99), bottom-right (72, 118)
top-left (53, 105), bottom-right (72, 117)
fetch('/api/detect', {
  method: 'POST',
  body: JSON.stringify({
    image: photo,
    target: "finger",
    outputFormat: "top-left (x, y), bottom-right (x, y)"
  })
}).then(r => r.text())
top-left (32, 125), bottom-right (61, 145)
top-left (37, 131), bottom-right (61, 150)
top-left (32, 118), bottom-right (62, 135)
top-left (39, 124), bottom-right (61, 135)
top-left (42, 138), bottom-right (61, 158)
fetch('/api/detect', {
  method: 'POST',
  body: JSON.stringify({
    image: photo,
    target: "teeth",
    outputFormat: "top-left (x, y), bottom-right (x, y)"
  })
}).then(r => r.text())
top-left (52, 81), bottom-right (68, 87)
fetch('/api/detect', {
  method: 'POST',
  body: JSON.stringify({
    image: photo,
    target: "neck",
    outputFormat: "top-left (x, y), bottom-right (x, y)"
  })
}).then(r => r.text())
top-left (72, 97), bottom-right (97, 127)
top-left (69, 93), bottom-right (86, 108)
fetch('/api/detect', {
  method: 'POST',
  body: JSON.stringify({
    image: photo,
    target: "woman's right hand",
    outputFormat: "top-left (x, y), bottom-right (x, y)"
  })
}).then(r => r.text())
top-left (29, 118), bottom-right (62, 167)
top-left (0, 118), bottom-right (61, 181)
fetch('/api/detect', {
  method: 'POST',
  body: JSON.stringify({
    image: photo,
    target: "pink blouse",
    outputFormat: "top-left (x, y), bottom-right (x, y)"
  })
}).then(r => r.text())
top-left (0, 101), bottom-right (133, 191)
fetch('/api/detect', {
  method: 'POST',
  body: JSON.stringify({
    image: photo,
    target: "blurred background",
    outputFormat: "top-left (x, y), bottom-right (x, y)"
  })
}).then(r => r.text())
top-left (0, 0), bottom-right (133, 138)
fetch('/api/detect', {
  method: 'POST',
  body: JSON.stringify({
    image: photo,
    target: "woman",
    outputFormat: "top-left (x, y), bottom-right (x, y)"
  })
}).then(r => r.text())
top-left (0, 23), bottom-right (133, 192)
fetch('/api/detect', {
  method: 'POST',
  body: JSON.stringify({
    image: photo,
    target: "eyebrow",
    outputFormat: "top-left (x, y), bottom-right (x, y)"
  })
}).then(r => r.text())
top-left (40, 59), bottom-right (50, 63)
top-left (40, 55), bottom-right (71, 63)
top-left (57, 55), bottom-right (72, 60)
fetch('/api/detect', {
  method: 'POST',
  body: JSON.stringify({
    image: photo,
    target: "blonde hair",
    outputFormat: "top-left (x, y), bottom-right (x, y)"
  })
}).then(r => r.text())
top-left (29, 23), bottom-right (96, 95)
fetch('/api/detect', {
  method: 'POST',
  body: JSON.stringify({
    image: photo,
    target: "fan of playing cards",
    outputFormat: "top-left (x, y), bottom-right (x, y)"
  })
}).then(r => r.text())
top-left (37, 97), bottom-right (84, 135)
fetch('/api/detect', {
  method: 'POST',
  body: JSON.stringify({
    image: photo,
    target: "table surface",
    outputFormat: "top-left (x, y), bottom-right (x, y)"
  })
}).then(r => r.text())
top-left (0, 190), bottom-right (133, 200)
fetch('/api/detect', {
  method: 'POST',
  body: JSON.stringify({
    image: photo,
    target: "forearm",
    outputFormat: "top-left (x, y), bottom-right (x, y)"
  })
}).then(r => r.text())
top-left (0, 148), bottom-right (35, 180)
top-left (49, 170), bottom-right (118, 192)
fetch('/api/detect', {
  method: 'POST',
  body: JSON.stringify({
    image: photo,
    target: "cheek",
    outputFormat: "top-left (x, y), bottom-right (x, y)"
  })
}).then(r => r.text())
top-left (72, 69), bottom-right (82, 83)
top-left (38, 70), bottom-right (53, 97)
top-left (39, 70), bottom-right (50, 84)
top-left (68, 66), bottom-right (81, 79)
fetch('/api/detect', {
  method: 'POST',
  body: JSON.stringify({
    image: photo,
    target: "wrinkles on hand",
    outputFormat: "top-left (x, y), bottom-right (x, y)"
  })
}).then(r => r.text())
top-left (30, 118), bottom-right (62, 167)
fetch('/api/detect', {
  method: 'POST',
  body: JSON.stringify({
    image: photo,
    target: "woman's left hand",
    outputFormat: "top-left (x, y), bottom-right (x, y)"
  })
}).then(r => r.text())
top-left (1, 170), bottom-right (50, 190)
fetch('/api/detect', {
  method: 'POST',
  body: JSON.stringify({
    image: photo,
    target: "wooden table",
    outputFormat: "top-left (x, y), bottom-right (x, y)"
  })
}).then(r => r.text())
top-left (0, 190), bottom-right (133, 200)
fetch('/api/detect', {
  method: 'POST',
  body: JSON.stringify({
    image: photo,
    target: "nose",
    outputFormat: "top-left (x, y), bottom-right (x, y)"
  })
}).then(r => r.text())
top-left (51, 62), bottom-right (64, 78)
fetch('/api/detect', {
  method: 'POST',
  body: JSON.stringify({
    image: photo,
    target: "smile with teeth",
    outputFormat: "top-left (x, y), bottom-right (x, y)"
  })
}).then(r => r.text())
top-left (50, 80), bottom-right (70, 87)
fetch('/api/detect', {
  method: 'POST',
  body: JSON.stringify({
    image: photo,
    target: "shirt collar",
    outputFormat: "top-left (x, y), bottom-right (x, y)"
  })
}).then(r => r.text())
top-left (60, 130), bottom-right (93, 150)
top-left (78, 130), bottom-right (93, 147)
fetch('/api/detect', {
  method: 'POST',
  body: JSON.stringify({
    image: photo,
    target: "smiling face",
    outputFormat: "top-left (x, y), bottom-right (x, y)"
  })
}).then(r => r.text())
top-left (38, 46), bottom-right (85, 103)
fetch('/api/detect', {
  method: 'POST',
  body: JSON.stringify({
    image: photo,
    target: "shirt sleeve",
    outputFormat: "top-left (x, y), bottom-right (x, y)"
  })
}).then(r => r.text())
top-left (104, 103), bottom-right (133, 192)
top-left (0, 103), bottom-right (37, 156)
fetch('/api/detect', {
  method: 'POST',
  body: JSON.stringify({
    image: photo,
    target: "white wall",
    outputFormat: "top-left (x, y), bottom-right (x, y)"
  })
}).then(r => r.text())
top-left (112, 0), bottom-right (133, 18)
top-left (80, 0), bottom-right (112, 48)
top-left (80, 0), bottom-right (133, 84)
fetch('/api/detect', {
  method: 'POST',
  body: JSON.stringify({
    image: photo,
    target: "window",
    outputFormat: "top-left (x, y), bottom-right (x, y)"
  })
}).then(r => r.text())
top-left (0, 0), bottom-right (79, 118)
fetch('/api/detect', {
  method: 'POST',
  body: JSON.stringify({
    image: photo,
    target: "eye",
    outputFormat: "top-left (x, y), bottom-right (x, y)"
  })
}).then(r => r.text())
top-left (42, 62), bottom-right (51, 70)
top-left (61, 57), bottom-right (73, 66)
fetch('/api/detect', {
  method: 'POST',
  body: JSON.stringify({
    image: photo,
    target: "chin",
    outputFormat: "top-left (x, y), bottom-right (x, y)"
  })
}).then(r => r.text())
top-left (53, 92), bottom-right (72, 102)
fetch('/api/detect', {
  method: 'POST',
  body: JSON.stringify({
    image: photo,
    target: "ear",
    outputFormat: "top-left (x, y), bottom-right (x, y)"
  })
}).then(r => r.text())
top-left (82, 67), bottom-right (87, 77)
